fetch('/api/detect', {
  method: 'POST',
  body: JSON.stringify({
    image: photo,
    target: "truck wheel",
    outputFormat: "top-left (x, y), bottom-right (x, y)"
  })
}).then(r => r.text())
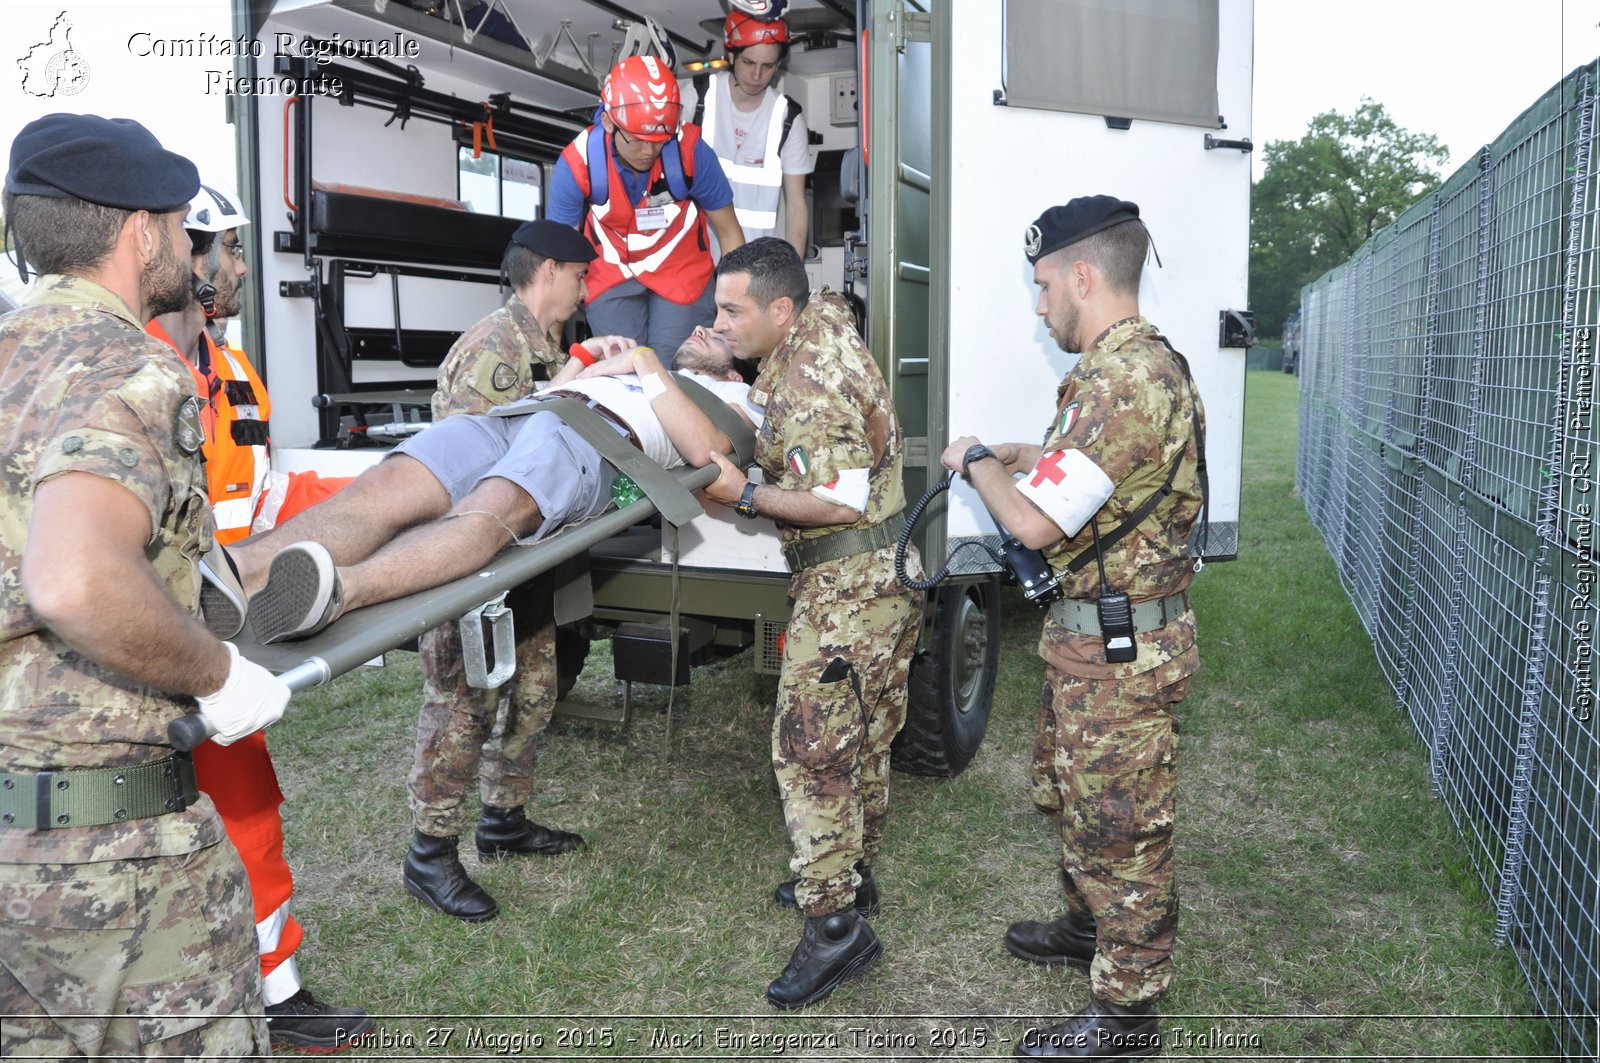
top-left (555, 627), bottom-right (590, 700)
top-left (891, 576), bottom-right (1001, 777)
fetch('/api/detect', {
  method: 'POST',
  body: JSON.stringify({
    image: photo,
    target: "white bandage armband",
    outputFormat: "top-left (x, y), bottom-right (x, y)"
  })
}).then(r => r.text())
top-left (638, 371), bottom-right (668, 399)
top-left (810, 467), bottom-right (871, 513)
top-left (1016, 449), bottom-right (1116, 537)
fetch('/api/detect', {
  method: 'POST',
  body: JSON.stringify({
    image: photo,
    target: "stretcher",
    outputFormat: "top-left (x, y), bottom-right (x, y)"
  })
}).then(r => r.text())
top-left (169, 377), bottom-right (758, 752)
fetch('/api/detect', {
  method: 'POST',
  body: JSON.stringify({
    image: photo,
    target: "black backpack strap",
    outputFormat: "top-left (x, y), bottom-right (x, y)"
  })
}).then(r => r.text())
top-left (1159, 335), bottom-right (1209, 557)
top-left (691, 73), bottom-right (710, 128)
top-left (779, 94), bottom-right (801, 152)
top-left (1064, 335), bottom-right (1207, 574)
top-left (1063, 449), bottom-right (1184, 574)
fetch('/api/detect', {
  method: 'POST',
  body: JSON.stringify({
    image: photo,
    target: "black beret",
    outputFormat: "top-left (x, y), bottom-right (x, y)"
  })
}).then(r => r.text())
top-left (5, 113), bottom-right (199, 213)
top-left (1024, 195), bottom-right (1141, 264)
top-left (510, 219), bottom-right (597, 263)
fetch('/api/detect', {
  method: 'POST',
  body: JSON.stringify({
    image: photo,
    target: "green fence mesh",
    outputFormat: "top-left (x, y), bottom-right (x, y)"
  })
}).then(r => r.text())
top-left (1297, 61), bottom-right (1599, 1060)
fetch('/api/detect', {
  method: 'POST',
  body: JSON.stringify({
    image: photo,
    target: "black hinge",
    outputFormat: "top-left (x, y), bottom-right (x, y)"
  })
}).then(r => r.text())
top-left (1204, 134), bottom-right (1253, 153)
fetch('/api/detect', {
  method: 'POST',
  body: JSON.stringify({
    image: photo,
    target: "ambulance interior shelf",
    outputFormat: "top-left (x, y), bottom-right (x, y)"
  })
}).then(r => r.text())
top-left (276, 51), bottom-right (581, 444)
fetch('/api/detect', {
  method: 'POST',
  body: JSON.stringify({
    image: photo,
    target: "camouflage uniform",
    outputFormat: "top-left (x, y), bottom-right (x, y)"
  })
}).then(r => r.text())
top-left (409, 296), bottom-right (565, 836)
top-left (1030, 316), bottom-right (1203, 1006)
top-left (752, 292), bottom-right (924, 918)
top-left (0, 276), bottom-right (267, 1057)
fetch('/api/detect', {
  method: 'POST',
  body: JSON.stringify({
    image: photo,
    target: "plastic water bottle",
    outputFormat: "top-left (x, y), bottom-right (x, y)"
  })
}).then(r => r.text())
top-left (612, 472), bottom-right (645, 507)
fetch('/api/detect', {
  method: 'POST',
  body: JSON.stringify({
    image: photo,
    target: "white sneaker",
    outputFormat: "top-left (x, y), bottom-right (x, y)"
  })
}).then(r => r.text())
top-left (198, 544), bottom-right (247, 639)
top-left (250, 541), bottom-right (344, 644)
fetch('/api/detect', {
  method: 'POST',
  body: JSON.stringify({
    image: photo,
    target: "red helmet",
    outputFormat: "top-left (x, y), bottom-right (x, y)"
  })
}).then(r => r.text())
top-left (602, 55), bottom-right (681, 142)
top-left (725, 10), bottom-right (790, 51)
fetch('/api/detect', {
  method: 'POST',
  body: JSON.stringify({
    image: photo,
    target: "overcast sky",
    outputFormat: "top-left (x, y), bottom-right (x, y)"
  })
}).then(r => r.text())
top-left (2, 2), bottom-right (1599, 212)
top-left (1253, 0), bottom-right (1600, 178)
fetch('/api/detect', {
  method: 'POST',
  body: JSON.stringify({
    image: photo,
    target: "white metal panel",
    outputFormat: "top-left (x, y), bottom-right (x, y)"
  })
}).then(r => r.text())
top-left (939, 0), bottom-right (1252, 542)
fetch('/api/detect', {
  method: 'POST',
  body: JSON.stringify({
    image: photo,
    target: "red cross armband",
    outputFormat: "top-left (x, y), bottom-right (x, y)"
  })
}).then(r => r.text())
top-left (1017, 448), bottom-right (1116, 537)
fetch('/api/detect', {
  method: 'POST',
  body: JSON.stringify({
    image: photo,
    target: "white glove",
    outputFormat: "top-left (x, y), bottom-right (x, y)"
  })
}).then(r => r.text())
top-left (195, 641), bottom-right (290, 746)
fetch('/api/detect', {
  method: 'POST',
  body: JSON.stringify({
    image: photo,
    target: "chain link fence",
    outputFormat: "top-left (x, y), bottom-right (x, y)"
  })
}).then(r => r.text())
top-left (1297, 61), bottom-right (1599, 1060)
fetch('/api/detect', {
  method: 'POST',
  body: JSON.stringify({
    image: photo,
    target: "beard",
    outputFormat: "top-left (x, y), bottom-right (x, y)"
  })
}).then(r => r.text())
top-left (1050, 299), bottom-right (1081, 354)
top-left (143, 222), bottom-right (193, 317)
top-left (212, 279), bottom-right (243, 319)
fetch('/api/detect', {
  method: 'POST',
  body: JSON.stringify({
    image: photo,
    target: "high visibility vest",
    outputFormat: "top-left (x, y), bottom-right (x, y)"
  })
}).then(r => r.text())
top-left (148, 321), bottom-right (272, 544)
top-left (559, 124), bottom-right (713, 305)
top-left (697, 72), bottom-right (789, 237)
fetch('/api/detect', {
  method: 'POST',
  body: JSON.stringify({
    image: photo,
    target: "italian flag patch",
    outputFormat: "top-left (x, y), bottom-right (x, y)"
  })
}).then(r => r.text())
top-left (787, 446), bottom-right (809, 477)
top-left (1057, 401), bottom-right (1081, 438)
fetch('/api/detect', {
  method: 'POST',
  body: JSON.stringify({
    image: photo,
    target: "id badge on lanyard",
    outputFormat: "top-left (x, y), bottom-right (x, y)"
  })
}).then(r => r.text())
top-left (636, 205), bottom-right (669, 232)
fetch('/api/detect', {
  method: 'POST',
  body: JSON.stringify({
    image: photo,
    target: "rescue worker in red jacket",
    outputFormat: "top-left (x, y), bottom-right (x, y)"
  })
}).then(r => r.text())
top-left (147, 182), bottom-right (369, 1053)
top-left (548, 55), bottom-right (746, 365)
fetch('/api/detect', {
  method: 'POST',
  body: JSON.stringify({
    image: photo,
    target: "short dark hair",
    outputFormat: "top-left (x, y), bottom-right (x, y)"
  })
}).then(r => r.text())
top-left (504, 243), bottom-right (551, 290)
top-left (717, 236), bottom-right (809, 312)
top-left (1066, 219), bottom-right (1148, 294)
top-left (188, 229), bottom-right (217, 259)
top-left (729, 42), bottom-right (790, 64)
top-left (3, 191), bottom-right (132, 276)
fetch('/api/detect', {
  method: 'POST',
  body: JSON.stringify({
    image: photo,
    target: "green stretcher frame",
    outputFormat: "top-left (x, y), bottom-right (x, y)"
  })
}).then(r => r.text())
top-left (169, 378), bottom-right (757, 751)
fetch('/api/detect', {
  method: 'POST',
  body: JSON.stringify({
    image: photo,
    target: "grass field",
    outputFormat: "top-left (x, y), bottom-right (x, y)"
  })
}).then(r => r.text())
top-left (270, 370), bottom-right (1557, 1059)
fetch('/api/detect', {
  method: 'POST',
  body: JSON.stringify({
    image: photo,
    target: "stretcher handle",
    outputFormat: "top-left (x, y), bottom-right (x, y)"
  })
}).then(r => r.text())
top-left (167, 659), bottom-right (332, 753)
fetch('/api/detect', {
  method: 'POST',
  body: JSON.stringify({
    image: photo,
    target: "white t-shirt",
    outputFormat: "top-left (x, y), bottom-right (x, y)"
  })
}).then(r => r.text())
top-left (546, 371), bottom-right (763, 469)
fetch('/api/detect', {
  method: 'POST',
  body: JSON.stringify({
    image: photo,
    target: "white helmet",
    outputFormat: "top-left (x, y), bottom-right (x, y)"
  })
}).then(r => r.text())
top-left (186, 182), bottom-right (249, 233)
top-left (730, 0), bottom-right (790, 19)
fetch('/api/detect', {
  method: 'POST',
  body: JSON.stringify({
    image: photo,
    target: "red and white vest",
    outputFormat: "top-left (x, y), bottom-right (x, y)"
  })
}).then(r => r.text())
top-left (560, 124), bottom-right (713, 305)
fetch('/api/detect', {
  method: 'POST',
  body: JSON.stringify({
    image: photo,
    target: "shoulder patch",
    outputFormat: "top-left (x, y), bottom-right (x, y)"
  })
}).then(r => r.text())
top-left (175, 394), bottom-right (205, 455)
top-left (1057, 401), bottom-right (1081, 439)
top-left (491, 363), bottom-right (519, 393)
top-left (786, 446), bottom-right (809, 477)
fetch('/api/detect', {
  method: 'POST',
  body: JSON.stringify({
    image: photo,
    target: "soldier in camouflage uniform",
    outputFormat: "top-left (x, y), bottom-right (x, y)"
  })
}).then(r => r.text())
top-left (704, 237), bottom-right (924, 1010)
top-left (944, 198), bottom-right (1203, 1060)
top-left (404, 220), bottom-right (632, 922)
top-left (0, 114), bottom-right (289, 1058)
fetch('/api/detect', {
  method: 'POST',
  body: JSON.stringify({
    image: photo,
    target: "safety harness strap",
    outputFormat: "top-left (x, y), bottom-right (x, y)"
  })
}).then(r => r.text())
top-left (489, 396), bottom-right (703, 526)
top-left (671, 373), bottom-right (758, 466)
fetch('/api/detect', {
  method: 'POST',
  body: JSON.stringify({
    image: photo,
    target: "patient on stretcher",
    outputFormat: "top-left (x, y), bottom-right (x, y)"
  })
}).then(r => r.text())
top-left (228, 328), bottom-right (760, 644)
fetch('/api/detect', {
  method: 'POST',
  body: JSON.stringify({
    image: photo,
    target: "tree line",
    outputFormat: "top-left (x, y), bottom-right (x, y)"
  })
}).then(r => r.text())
top-left (1251, 98), bottom-right (1448, 340)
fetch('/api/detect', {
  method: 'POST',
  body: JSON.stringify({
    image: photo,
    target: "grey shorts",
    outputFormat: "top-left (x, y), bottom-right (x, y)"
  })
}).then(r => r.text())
top-left (393, 411), bottom-right (620, 541)
top-left (584, 276), bottom-right (716, 367)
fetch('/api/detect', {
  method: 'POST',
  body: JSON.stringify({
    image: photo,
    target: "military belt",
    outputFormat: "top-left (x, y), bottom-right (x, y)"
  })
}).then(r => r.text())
top-left (782, 512), bottom-right (905, 572)
top-left (0, 753), bottom-right (198, 830)
top-left (1049, 590), bottom-right (1190, 637)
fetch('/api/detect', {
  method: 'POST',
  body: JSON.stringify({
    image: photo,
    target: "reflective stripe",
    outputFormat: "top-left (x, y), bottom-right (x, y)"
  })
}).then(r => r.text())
top-left (718, 158), bottom-right (784, 187)
top-left (568, 126), bottom-right (712, 302)
top-left (212, 496), bottom-right (256, 529)
top-left (734, 205), bottom-right (780, 230)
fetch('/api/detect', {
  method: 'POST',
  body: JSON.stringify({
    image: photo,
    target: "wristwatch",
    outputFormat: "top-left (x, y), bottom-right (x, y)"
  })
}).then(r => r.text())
top-left (961, 443), bottom-right (998, 481)
top-left (734, 482), bottom-right (760, 520)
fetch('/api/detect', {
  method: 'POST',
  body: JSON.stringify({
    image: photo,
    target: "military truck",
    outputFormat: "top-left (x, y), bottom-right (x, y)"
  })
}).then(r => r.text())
top-left (222, 0), bottom-right (1253, 775)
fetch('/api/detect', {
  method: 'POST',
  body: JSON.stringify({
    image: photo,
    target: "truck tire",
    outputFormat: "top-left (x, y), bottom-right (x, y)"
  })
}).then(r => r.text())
top-left (890, 576), bottom-right (1001, 777)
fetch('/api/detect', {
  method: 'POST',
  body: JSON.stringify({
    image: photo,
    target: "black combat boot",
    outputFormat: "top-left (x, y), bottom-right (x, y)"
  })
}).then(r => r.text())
top-left (765, 908), bottom-right (883, 1009)
top-left (1003, 907), bottom-right (1098, 971)
top-left (475, 805), bottom-right (584, 859)
top-left (1014, 998), bottom-right (1160, 1059)
top-left (264, 987), bottom-right (373, 1052)
top-left (773, 861), bottom-right (879, 916)
top-left (402, 831), bottom-right (498, 922)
